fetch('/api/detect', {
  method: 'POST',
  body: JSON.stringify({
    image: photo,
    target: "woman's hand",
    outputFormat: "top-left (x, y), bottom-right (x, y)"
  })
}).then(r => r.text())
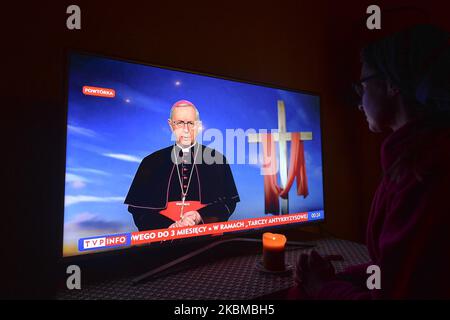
top-left (294, 250), bottom-right (336, 297)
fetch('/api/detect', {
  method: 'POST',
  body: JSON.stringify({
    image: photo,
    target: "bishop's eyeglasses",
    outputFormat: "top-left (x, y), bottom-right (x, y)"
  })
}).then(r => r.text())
top-left (171, 120), bottom-right (198, 129)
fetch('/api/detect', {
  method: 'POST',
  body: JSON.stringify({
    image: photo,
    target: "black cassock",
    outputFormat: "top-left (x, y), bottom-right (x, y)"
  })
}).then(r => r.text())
top-left (125, 143), bottom-right (240, 231)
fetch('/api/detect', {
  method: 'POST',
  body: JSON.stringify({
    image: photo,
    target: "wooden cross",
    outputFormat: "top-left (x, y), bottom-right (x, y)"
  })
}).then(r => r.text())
top-left (247, 100), bottom-right (312, 214)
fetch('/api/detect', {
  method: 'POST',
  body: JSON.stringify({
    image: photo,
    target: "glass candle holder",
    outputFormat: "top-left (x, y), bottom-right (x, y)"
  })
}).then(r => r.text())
top-left (262, 232), bottom-right (287, 271)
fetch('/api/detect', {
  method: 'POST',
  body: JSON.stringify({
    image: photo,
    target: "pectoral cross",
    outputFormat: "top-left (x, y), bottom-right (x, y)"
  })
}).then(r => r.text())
top-left (176, 195), bottom-right (190, 219)
top-left (248, 100), bottom-right (312, 214)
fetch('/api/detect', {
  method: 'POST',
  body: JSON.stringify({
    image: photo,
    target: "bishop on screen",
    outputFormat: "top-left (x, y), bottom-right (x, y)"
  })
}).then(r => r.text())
top-left (124, 100), bottom-right (240, 231)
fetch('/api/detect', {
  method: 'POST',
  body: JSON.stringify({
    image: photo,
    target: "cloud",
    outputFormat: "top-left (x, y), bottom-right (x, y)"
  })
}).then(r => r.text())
top-left (256, 108), bottom-right (272, 125)
top-left (67, 124), bottom-right (97, 138)
top-left (160, 124), bottom-right (171, 135)
top-left (65, 173), bottom-right (89, 189)
top-left (63, 212), bottom-right (132, 256)
top-left (246, 147), bottom-right (262, 166)
top-left (78, 218), bottom-right (123, 231)
top-left (294, 106), bottom-right (309, 124)
top-left (109, 82), bottom-right (168, 114)
top-left (71, 141), bottom-right (106, 154)
top-left (313, 166), bottom-right (323, 178)
top-left (67, 167), bottom-right (111, 176)
top-left (72, 180), bottom-right (86, 189)
top-left (304, 151), bottom-right (312, 166)
top-left (102, 153), bottom-right (142, 163)
top-left (66, 173), bottom-right (88, 182)
top-left (65, 195), bottom-right (124, 206)
top-left (64, 212), bottom-right (125, 233)
top-left (276, 89), bottom-right (310, 124)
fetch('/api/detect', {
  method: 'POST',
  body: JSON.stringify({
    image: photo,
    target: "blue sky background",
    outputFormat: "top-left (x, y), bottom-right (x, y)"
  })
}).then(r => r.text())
top-left (63, 52), bottom-right (324, 255)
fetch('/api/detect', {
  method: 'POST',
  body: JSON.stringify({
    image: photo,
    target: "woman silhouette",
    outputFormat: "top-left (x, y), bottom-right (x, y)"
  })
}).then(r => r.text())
top-left (292, 24), bottom-right (450, 299)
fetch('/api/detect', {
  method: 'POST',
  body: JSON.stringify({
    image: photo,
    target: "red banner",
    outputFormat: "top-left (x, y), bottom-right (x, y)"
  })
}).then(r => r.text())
top-left (130, 212), bottom-right (309, 245)
top-left (82, 85), bottom-right (116, 98)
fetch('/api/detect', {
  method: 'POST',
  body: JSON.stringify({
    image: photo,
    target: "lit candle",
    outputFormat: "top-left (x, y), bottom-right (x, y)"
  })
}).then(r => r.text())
top-left (262, 232), bottom-right (287, 271)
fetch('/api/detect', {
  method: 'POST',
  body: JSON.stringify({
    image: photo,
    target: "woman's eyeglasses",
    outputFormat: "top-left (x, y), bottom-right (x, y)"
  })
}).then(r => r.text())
top-left (352, 73), bottom-right (382, 98)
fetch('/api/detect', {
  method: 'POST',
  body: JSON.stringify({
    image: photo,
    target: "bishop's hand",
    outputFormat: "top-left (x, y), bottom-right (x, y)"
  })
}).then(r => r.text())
top-left (169, 218), bottom-right (192, 228)
top-left (169, 212), bottom-right (200, 228)
top-left (182, 210), bottom-right (202, 225)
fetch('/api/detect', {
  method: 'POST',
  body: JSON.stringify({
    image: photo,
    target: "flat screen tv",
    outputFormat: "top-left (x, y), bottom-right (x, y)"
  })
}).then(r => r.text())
top-left (63, 51), bottom-right (325, 258)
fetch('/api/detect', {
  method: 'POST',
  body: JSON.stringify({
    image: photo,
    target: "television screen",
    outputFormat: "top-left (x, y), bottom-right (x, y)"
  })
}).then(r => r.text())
top-left (63, 52), bottom-right (325, 257)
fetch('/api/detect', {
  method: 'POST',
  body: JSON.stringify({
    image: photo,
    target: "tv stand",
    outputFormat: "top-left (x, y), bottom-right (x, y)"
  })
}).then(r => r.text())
top-left (131, 237), bottom-right (314, 284)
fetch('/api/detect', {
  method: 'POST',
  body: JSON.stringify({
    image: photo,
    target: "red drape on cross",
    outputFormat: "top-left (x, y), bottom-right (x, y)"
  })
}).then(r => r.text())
top-left (261, 132), bottom-right (309, 214)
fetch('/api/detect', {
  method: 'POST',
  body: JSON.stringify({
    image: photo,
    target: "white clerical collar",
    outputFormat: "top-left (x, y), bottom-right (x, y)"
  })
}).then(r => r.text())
top-left (176, 142), bottom-right (197, 153)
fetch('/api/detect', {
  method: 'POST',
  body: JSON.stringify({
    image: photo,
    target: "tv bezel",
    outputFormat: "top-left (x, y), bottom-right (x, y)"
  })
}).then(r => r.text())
top-left (60, 49), bottom-right (327, 264)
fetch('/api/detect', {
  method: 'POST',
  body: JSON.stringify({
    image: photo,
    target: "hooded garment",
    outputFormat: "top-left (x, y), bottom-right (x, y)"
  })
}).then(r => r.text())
top-left (316, 116), bottom-right (450, 299)
top-left (288, 24), bottom-right (450, 299)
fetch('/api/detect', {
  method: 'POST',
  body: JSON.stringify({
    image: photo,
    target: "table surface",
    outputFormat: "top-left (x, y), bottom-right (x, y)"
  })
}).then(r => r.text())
top-left (58, 237), bottom-right (370, 300)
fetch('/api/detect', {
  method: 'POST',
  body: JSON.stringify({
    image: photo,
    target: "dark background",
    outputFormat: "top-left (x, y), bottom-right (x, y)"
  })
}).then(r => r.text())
top-left (3, 0), bottom-right (449, 298)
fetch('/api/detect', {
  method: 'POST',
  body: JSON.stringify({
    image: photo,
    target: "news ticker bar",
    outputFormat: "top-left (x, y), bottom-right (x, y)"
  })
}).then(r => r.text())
top-left (78, 210), bottom-right (324, 252)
